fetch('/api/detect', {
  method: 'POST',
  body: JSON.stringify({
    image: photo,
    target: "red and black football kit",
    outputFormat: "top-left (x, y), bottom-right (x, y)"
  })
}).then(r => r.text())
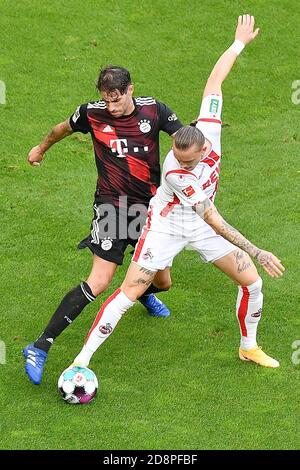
top-left (69, 97), bottom-right (183, 264)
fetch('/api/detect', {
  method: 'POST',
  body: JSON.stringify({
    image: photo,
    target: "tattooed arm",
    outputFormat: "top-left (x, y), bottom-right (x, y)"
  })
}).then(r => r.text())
top-left (193, 198), bottom-right (285, 278)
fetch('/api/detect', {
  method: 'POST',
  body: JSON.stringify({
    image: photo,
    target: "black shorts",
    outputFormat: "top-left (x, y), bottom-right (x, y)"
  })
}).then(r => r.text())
top-left (78, 201), bottom-right (148, 265)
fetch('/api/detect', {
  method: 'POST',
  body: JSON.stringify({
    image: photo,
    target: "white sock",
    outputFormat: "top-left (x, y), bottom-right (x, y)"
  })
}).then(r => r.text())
top-left (236, 278), bottom-right (263, 350)
top-left (74, 288), bottom-right (135, 366)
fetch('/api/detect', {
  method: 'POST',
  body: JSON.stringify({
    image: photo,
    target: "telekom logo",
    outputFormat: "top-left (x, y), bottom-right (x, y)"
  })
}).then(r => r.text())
top-left (110, 138), bottom-right (149, 157)
top-left (110, 138), bottom-right (128, 157)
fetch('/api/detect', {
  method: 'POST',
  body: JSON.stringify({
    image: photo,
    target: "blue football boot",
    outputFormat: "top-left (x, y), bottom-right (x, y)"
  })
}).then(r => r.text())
top-left (139, 294), bottom-right (170, 318)
top-left (23, 344), bottom-right (48, 385)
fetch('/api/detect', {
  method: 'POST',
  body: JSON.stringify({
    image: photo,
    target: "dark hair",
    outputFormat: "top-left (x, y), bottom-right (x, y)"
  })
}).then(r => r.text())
top-left (174, 125), bottom-right (205, 151)
top-left (96, 65), bottom-right (131, 94)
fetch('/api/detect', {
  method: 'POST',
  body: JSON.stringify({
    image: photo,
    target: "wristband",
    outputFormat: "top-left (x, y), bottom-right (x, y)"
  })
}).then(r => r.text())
top-left (229, 40), bottom-right (245, 55)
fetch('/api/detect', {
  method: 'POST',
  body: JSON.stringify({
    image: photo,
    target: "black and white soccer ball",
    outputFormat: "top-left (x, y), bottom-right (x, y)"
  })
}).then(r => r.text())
top-left (58, 366), bottom-right (98, 404)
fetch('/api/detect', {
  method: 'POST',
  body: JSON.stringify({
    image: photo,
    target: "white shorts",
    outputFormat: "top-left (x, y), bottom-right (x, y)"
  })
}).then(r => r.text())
top-left (132, 223), bottom-right (236, 271)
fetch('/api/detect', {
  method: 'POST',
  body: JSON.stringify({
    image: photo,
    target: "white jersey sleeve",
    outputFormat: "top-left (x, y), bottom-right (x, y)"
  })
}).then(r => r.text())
top-left (196, 94), bottom-right (222, 156)
top-left (165, 170), bottom-right (207, 207)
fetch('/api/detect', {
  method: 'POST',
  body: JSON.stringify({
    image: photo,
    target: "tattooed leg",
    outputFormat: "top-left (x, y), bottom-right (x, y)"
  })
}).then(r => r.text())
top-left (121, 263), bottom-right (157, 301)
top-left (213, 249), bottom-right (260, 285)
top-left (73, 262), bottom-right (157, 366)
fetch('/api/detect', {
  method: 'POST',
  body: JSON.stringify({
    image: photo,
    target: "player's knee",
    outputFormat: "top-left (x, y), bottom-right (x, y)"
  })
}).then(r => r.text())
top-left (86, 276), bottom-right (112, 297)
top-left (155, 279), bottom-right (172, 291)
top-left (237, 262), bottom-right (260, 287)
top-left (154, 270), bottom-right (172, 291)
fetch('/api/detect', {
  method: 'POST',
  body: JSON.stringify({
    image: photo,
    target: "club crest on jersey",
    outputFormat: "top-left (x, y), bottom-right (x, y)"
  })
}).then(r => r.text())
top-left (139, 119), bottom-right (151, 133)
top-left (182, 185), bottom-right (195, 198)
top-left (101, 237), bottom-right (113, 251)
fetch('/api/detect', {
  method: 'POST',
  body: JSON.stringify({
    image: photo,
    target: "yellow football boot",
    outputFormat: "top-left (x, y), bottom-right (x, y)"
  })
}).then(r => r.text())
top-left (239, 346), bottom-right (280, 368)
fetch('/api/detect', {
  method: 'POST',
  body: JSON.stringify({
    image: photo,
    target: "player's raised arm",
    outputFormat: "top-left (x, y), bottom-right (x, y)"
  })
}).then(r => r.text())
top-left (193, 198), bottom-right (285, 279)
top-left (27, 119), bottom-right (74, 166)
top-left (202, 14), bottom-right (259, 97)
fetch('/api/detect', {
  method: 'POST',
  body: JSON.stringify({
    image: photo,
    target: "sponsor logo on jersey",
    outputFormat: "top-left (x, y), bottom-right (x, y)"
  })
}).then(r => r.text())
top-left (99, 323), bottom-right (113, 335)
top-left (209, 99), bottom-right (219, 114)
top-left (168, 113), bottom-right (178, 122)
top-left (101, 237), bottom-right (113, 251)
top-left (109, 138), bottom-right (149, 156)
top-left (251, 308), bottom-right (262, 318)
top-left (142, 248), bottom-right (153, 260)
top-left (72, 106), bottom-right (81, 123)
top-left (139, 119), bottom-right (151, 133)
top-left (110, 138), bottom-right (128, 157)
top-left (182, 185), bottom-right (196, 198)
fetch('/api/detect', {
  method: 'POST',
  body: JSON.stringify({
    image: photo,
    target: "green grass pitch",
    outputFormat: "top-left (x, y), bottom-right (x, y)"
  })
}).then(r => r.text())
top-left (0, 0), bottom-right (299, 450)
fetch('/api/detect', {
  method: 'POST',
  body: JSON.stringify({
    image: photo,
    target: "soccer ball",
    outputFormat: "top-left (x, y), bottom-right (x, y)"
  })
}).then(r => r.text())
top-left (58, 366), bottom-right (98, 404)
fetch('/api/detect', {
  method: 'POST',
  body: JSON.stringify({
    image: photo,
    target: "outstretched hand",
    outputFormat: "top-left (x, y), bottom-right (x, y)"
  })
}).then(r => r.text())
top-left (235, 14), bottom-right (260, 45)
top-left (255, 250), bottom-right (285, 278)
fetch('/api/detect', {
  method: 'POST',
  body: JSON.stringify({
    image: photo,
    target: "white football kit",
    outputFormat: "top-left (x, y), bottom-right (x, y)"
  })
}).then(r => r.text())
top-left (133, 94), bottom-right (236, 270)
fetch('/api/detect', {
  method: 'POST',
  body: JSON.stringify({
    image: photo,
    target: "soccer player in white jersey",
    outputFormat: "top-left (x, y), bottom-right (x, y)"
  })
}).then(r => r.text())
top-left (72, 15), bottom-right (285, 370)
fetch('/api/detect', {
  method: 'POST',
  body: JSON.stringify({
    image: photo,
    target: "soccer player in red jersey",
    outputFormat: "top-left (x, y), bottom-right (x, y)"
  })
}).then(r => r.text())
top-left (24, 66), bottom-right (183, 384)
